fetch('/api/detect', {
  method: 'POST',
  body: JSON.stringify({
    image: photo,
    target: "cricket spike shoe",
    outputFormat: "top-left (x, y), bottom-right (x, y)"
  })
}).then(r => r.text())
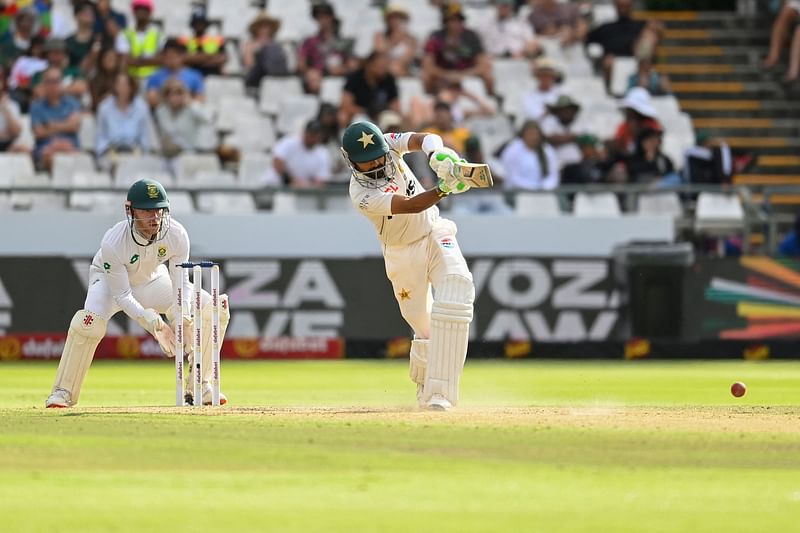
top-left (426, 393), bottom-right (452, 412)
top-left (45, 388), bottom-right (72, 408)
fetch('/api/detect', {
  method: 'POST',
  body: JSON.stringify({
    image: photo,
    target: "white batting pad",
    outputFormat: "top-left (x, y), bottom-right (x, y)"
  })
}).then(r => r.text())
top-left (424, 275), bottom-right (474, 406)
top-left (196, 294), bottom-right (230, 389)
top-left (51, 310), bottom-right (107, 405)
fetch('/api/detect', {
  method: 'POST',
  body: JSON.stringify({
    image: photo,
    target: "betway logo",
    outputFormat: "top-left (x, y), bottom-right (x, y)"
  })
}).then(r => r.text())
top-left (260, 337), bottom-right (330, 352)
top-left (22, 338), bottom-right (66, 358)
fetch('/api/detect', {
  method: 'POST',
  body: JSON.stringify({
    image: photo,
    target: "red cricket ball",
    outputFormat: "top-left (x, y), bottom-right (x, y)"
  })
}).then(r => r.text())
top-left (731, 381), bottom-right (747, 398)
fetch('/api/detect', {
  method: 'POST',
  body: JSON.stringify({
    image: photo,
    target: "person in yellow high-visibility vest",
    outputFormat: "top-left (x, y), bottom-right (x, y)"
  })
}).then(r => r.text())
top-left (120, 0), bottom-right (163, 81)
top-left (179, 6), bottom-right (226, 77)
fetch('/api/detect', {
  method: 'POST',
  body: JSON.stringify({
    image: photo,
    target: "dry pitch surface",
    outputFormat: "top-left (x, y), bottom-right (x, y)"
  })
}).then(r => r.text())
top-left (1, 360), bottom-right (799, 533)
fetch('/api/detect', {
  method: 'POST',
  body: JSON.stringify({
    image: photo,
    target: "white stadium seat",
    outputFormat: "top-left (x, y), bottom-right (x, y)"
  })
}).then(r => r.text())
top-left (166, 191), bottom-right (196, 215)
top-left (238, 152), bottom-right (274, 187)
top-left (10, 191), bottom-right (67, 210)
top-left (276, 94), bottom-right (320, 135)
top-left (69, 191), bottom-right (126, 212)
top-left (573, 192), bottom-right (622, 217)
top-left (259, 77), bottom-right (305, 115)
top-left (113, 155), bottom-right (171, 189)
top-left (611, 57), bottom-right (638, 97)
top-left (637, 192), bottom-right (684, 219)
top-left (196, 192), bottom-right (258, 214)
top-left (694, 192), bottom-right (745, 236)
top-left (174, 154), bottom-right (222, 186)
top-left (52, 153), bottom-right (96, 186)
top-left (515, 192), bottom-right (562, 216)
top-left (320, 76), bottom-right (345, 106)
top-left (0, 153), bottom-right (35, 185)
top-left (227, 115), bottom-right (277, 153)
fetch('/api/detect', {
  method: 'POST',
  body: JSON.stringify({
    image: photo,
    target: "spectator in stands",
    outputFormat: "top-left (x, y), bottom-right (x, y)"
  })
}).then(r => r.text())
top-left (623, 123), bottom-right (679, 186)
top-left (627, 55), bottom-right (671, 96)
top-left (0, 64), bottom-right (22, 151)
top-left (586, 0), bottom-right (663, 91)
top-left (30, 66), bottom-right (81, 170)
top-left (318, 102), bottom-right (348, 178)
top-left (423, 100), bottom-right (474, 154)
top-left (0, 8), bottom-right (38, 69)
top-left (611, 87), bottom-right (660, 157)
top-left (298, 2), bottom-right (356, 95)
top-left (479, 0), bottom-right (541, 59)
top-left (269, 119), bottom-right (331, 188)
top-left (88, 46), bottom-right (122, 111)
top-left (31, 38), bottom-right (88, 102)
top-left (94, 0), bottom-right (127, 41)
top-left (521, 56), bottom-right (562, 121)
top-left (785, 3), bottom-right (800, 82)
top-left (8, 35), bottom-right (46, 113)
top-left (339, 51), bottom-right (399, 126)
top-left (180, 6), bottom-right (226, 78)
top-left (541, 94), bottom-right (587, 169)
top-left (120, 0), bottom-right (163, 82)
top-left (154, 77), bottom-right (210, 158)
top-left (65, 1), bottom-right (100, 73)
top-left (777, 214), bottom-right (800, 256)
top-left (500, 120), bottom-right (559, 190)
top-left (764, 0), bottom-right (800, 70)
top-left (372, 5), bottom-right (418, 77)
top-left (95, 72), bottom-right (153, 168)
top-left (145, 39), bottom-right (204, 108)
top-left (242, 11), bottom-right (289, 89)
top-left (528, 0), bottom-right (587, 48)
top-left (561, 134), bottom-right (609, 184)
top-left (422, 3), bottom-right (494, 94)
top-left (683, 132), bottom-right (744, 184)
top-left (409, 79), bottom-right (496, 129)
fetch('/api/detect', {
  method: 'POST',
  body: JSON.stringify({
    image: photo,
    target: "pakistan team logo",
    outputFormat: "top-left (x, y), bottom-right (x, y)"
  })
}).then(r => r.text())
top-left (130, 254), bottom-right (139, 264)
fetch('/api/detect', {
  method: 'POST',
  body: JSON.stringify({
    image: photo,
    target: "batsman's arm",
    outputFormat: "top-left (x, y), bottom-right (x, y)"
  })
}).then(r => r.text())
top-left (390, 186), bottom-right (449, 214)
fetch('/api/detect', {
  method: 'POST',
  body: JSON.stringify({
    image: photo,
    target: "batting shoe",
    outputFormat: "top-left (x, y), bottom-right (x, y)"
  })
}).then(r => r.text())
top-left (426, 393), bottom-right (452, 412)
top-left (45, 388), bottom-right (72, 408)
top-left (201, 383), bottom-right (228, 406)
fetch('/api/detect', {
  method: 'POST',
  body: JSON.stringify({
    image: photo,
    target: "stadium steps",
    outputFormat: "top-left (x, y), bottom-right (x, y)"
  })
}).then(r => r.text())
top-left (643, 8), bottom-right (800, 189)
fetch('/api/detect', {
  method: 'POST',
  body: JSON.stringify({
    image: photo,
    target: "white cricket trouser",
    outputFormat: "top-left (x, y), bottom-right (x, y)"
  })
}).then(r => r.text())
top-left (84, 264), bottom-right (210, 321)
top-left (382, 218), bottom-right (472, 338)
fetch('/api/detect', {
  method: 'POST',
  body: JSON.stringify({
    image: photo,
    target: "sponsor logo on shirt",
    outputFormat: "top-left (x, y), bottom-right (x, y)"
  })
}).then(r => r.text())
top-left (103, 262), bottom-right (111, 271)
top-left (130, 254), bottom-right (139, 264)
top-left (440, 238), bottom-right (454, 249)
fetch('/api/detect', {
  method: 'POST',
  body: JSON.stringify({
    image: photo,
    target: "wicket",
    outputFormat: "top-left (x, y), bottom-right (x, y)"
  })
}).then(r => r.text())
top-left (175, 261), bottom-right (221, 407)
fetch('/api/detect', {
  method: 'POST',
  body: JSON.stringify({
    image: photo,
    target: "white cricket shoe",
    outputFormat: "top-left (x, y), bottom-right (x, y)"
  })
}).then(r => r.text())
top-left (426, 393), bottom-right (452, 411)
top-left (45, 388), bottom-right (72, 408)
top-left (201, 383), bottom-right (227, 406)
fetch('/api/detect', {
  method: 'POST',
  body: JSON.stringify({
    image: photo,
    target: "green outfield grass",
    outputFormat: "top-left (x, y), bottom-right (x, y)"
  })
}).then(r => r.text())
top-left (1, 360), bottom-right (799, 533)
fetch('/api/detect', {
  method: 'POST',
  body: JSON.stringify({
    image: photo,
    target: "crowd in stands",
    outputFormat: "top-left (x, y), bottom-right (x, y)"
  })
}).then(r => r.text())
top-left (0, 0), bottom-right (742, 209)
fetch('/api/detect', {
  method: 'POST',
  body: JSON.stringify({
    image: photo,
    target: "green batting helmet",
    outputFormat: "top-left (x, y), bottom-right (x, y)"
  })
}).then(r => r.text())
top-left (126, 178), bottom-right (170, 210)
top-left (341, 121), bottom-right (388, 163)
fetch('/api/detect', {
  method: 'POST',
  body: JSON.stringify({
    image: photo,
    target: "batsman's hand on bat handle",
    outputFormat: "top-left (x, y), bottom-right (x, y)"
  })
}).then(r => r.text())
top-left (136, 308), bottom-right (177, 358)
top-left (430, 151), bottom-right (471, 195)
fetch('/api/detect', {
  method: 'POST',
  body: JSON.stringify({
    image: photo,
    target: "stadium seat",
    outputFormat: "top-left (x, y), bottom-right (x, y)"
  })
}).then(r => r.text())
top-left (610, 57), bottom-right (638, 97)
top-left (174, 154), bottom-right (222, 186)
top-left (271, 0), bottom-right (316, 42)
top-left (205, 76), bottom-right (246, 106)
top-left (0, 192), bottom-right (10, 211)
top-left (238, 152), bottom-right (274, 187)
top-left (166, 191), bottom-right (196, 215)
top-left (177, 169), bottom-right (237, 190)
top-left (493, 58), bottom-right (532, 100)
top-left (9, 191), bottom-right (67, 210)
top-left (694, 192), bottom-right (745, 235)
top-left (0, 154), bottom-right (35, 185)
top-left (78, 113), bottom-right (96, 153)
top-left (62, 171), bottom-right (113, 189)
top-left (320, 76), bottom-right (345, 106)
top-left (196, 192), bottom-right (258, 214)
top-left (515, 192), bottom-right (562, 216)
top-left (276, 94), bottom-right (321, 135)
top-left (271, 191), bottom-right (319, 213)
top-left (573, 192), bottom-right (622, 217)
top-left (259, 77), bottom-right (305, 115)
top-left (215, 96), bottom-right (258, 131)
top-left (11, 115), bottom-right (34, 151)
top-left (69, 191), bottom-right (126, 212)
top-left (52, 153), bottom-right (96, 186)
top-left (637, 192), bottom-right (684, 218)
top-left (398, 76), bottom-right (425, 115)
top-left (227, 115), bottom-right (277, 153)
top-left (465, 115), bottom-right (514, 157)
top-left (113, 155), bottom-right (171, 189)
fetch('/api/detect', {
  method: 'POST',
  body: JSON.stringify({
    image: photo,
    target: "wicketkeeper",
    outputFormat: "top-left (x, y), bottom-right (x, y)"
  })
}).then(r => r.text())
top-left (342, 121), bottom-right (475, 411)
top-left (45, 178), bottom-right (230, 408)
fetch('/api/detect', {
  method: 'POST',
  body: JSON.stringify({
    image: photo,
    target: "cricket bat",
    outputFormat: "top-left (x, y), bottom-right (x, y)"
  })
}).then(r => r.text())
top-left (453, 161), bottom-right (494, 188)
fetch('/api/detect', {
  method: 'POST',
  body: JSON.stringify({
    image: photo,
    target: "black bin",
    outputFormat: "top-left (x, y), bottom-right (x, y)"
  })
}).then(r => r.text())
top-left (612, 241), bottom-right (694, 338)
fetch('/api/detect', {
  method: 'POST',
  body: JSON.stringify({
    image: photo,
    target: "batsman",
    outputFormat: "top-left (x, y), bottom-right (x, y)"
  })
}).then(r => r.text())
top-left (342, 121), bottom-right (492, 411)
top-left (45, 178), bottom-right (230, 408)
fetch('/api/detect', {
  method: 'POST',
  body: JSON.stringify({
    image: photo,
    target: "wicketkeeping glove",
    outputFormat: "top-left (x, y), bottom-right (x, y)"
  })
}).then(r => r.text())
top-left (136, 308), bottom-right (177, 357)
